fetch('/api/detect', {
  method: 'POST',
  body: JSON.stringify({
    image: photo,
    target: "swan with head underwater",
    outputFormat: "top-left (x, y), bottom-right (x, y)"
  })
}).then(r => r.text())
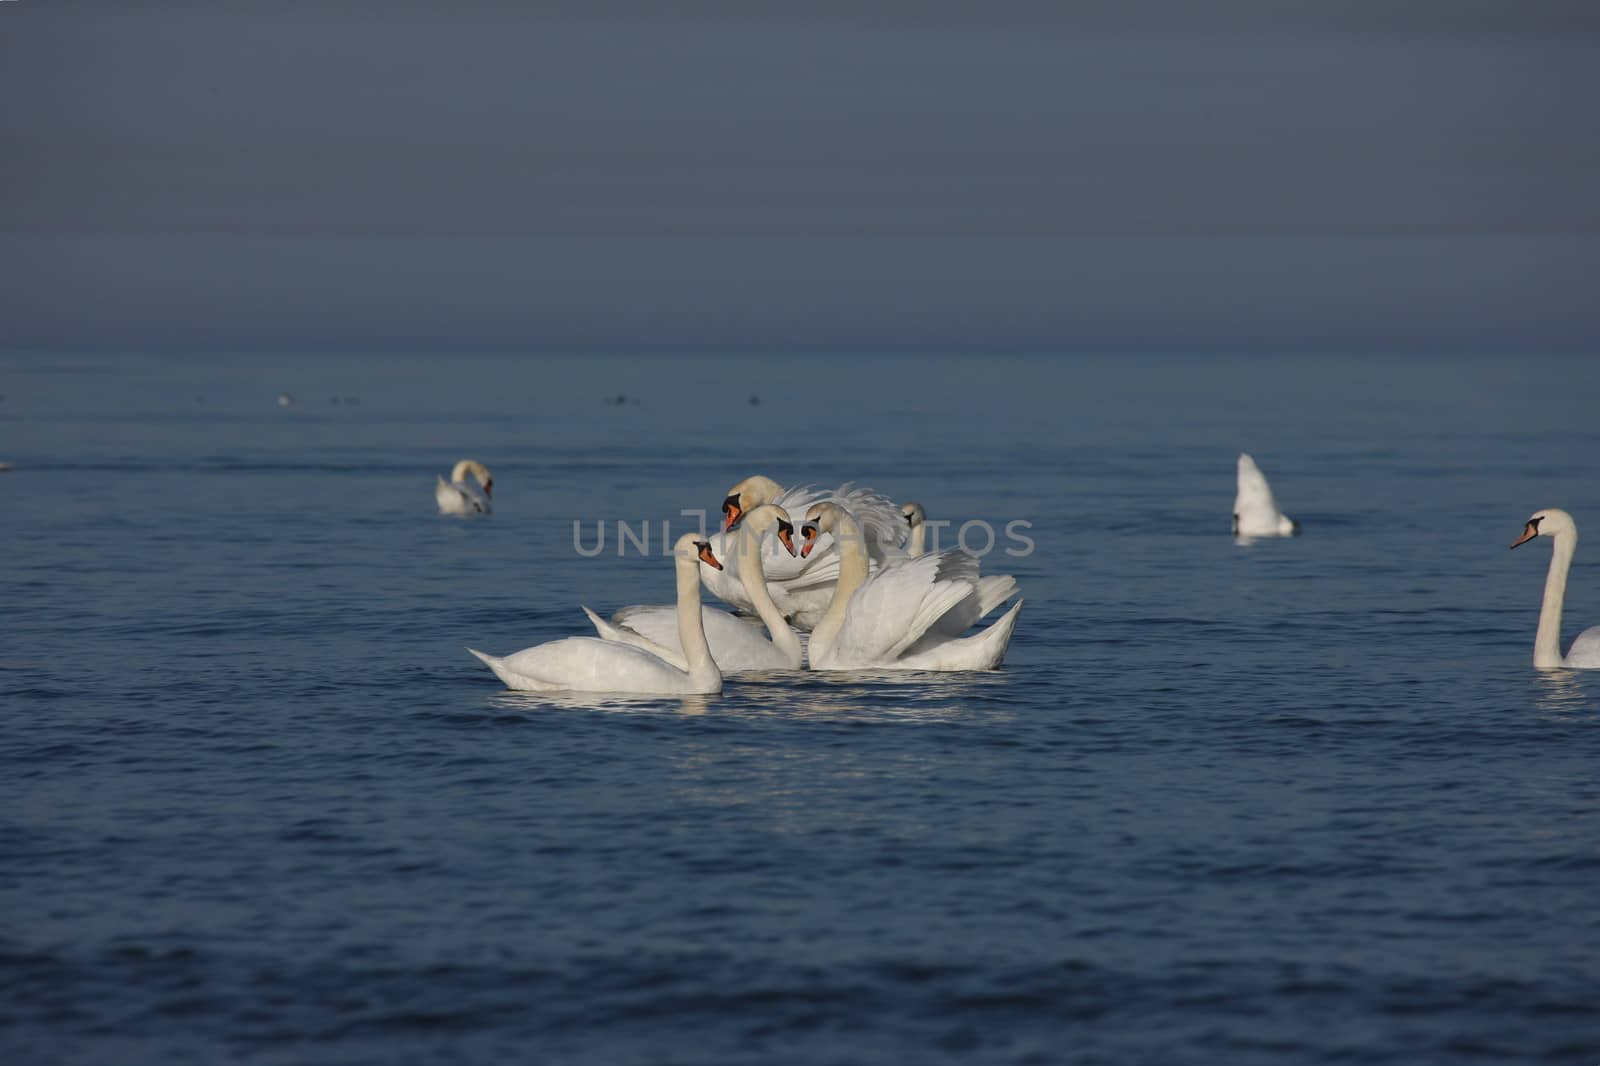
top-left (703, 475), bottom-right (908, 630)
top-left (437, 459), bottom-right (493, 516)
top-left (468, 533), bottom-right (724, 694)
top-left (584, 504), bottom-right (804, 672)
top-left (1233, 453), bottom-right (1297, 538)
top-left (799, 502), bottom-right (1022, 671)
top-left (1510, 508), bottom-right (1600, 670)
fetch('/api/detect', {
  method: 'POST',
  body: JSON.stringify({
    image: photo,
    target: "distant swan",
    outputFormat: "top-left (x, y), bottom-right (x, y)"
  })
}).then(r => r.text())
top-left (468, 533), bottom-right (724, 694)
top-left (800, 502), bottom-right (1021, 671)
top-left (585, 504), bottom-right (804, 672)
top-left (1510, 508), bottom-right (1600, 670)
top-left (703, 475), bottom-right (906, 630)
top-left (437, 459), bottom-right (493, 516)
top-left (1233, 453), bottom-right (1298, 537)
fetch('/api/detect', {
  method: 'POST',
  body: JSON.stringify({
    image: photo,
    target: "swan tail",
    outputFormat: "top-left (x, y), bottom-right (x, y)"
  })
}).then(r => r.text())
top-left (582, 606), bottom-right (621, 639)
top-left (467, 647), bottom-right (542, 690)
top-left (595, 606), bottom-right (691, 670)
top-left (972, 599), bottom-right (1024, 668)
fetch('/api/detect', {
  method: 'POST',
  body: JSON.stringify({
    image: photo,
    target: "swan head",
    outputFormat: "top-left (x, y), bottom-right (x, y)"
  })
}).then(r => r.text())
top-left (1511, 508), bottom-right (1576, 549)
top-left (451, 459), bottom-right (493, 496)
top-left (799, 501), bottom-right (847, 558)
top-left (721, 474), bottom-right (784, 532)
top-left (672, 531), bottom-right (723, 571)
top-left (736, 503), bottom-right (799, 558)
top-left (901, 501), bottom-right (925, 530)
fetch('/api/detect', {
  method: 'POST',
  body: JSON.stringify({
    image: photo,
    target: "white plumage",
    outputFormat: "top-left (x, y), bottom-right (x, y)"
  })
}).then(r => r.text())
top-left (1232, 453), bottom-right (1297, 538)
top-left (436, 459), bottom-right (493, 516)
top-left (1510, 508), bottom-right (1600, 670)
top-left (468, 533), bottom-right (724, 694)
top-left (702, 476), bottom-right (907, 630)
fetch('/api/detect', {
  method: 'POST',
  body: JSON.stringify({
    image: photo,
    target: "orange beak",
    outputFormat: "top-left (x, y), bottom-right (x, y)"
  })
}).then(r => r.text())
top-left (721, 494), bottom-right (742, 533)
top-left (777, 527), bottom-right (796, 557)
top-left (697, 542), bottom-right (724, 570)
top-left (1509, 523), bottom-right (1540, 549)
top-left (800, 526), bottom-right (818, 559)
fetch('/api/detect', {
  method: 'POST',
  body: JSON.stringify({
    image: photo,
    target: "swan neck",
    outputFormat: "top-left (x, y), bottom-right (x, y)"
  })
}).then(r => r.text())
top-left (908, 523), bottom-right (926, 558)
top-left (1535, 531), bottom-right (1574, 669)
top-left (811, 511), bottom-right (871, 660)
top-left (737, 528), bottom-right (802, 665)
top-left (676, 557), bottom-right (720, 682)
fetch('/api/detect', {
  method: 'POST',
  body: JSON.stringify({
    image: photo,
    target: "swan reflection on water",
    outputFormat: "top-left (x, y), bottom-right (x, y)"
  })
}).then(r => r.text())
top-left (488, 689), bottom-right (714, 717)
top-left (485, 670), bottom-right (1016, 723)
top-left (1530, 669), bottom-right (1599, 717)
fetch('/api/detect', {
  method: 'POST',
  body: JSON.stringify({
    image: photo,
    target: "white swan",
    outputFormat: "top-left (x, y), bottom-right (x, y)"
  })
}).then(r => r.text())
top-left (468, 533), bottom-right (724, 694)
top-left (902, 502), bottom-right (927, 556)
top-left (800, 502), bottom-right (1022, 671)
top-left (437, 459), bottom-right (493, 516)
top-left (1233, 452), bottom-right (1297, 537)
top-left (584, 504), bottom-right (804, 672)
top-left (702, 475), bottom-right (907, 630)
top-left (1510, 508), bottom-right (1600, 670)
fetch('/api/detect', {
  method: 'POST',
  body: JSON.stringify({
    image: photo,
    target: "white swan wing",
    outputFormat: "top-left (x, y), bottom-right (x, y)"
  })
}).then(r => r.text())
top-left (582, 606), bottom-right (689, 672)
top-left (922, 572), bottom-right (1021, 642)
top-left (468, 636), bottom-right (710, 694)
top-left (1234, 453), bottom-right (1288, 535)
top-left (834, 551), bottom-right (978, 664)
top-left (895, 599), bottom-right (1024, 671)
top-left (774, 482), bottom-right (906, 560)
top-left (823, 483), bottom-right (908, 561)
top-left (1565, 626), bottom-right (1600, 669)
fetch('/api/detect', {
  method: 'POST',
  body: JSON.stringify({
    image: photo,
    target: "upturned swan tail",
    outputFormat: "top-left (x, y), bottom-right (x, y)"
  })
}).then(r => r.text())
top-left (896, 599), bottom-right (1024, 671)
top-left (970, 598), bottom-right (1024, 668)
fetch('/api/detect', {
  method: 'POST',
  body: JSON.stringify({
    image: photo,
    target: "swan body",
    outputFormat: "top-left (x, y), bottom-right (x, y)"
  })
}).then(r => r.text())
top-left (1233, 453), bottom-right (1297, 537)
top-left (702, 476), bottom-right (907, 630)
top-left (469, 533), bottom-right (723, 694)
top-left (1510, 508), bottom-right (1600, 670)
top-left (801, 502), bottom-right (1022, 671)
top-left (585, 505), bottom-right (804, 672)
top-left (437, 459), bottom-right (493, 516)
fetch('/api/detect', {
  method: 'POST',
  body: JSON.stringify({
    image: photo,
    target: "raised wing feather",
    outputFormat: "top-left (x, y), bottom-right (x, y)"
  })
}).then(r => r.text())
top-left (834, 550), bottom-right (977, 664)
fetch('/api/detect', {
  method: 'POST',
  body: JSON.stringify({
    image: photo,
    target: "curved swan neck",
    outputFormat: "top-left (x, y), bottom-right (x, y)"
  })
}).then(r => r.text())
top-left (811, 509), bottom-right (871, 658)
top-left (675, 554), bottom-right (720, 683)
top-left (1536, 529), bottom-right (1575, 669)
top-left (451, 460), bottom-right (490, 486)
top-left (736, 526), bottom-right (802, 666)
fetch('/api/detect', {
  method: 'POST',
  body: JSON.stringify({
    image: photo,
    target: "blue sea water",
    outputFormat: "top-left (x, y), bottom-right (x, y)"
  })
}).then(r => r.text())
top-left (3, 351), bottom-right (1599, 1065)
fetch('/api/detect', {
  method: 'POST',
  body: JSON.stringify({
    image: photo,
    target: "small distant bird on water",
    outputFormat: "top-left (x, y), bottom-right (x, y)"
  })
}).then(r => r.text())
top-left (437, 459), bottom-right (493, 516)
top-left (277, 392), bottom-right (294, 407)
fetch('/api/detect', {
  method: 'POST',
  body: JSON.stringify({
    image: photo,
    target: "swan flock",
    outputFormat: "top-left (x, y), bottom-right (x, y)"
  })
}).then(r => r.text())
top-left (459, 458), bottom-right (1599, 691)
top-left (469, 474), bottom-right (1026, 693)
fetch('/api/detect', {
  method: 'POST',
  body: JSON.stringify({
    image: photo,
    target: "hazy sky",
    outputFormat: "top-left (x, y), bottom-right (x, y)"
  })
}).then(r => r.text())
top-left (3, 1), bottom-right (1598, 354)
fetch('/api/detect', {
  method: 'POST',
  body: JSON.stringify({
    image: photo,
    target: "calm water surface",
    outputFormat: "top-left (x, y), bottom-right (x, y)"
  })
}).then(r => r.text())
top-left (3, 352), bottom-right (1599, 1064)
